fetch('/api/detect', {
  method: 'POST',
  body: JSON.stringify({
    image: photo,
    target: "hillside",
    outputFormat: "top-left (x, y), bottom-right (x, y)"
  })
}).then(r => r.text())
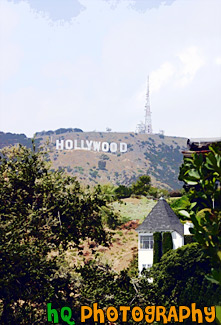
top-left (36, 129), bottom-right (187, 190)
top-left (63, 197), bottom-right (156, 273)
top-left (0, 132), bottom-right (32, 149)
top-left (0, 129), bottom-right (187, 190)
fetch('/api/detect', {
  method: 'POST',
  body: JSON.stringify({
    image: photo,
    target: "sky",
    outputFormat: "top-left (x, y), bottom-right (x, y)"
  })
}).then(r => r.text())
top-left (0, 0), bottom-right (221, 138)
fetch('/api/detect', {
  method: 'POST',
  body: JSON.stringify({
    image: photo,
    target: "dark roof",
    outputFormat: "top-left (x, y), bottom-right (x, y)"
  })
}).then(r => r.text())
top-left (136, 197), bottom-right (184, 236)
top-left (187, 137), bottom-right (221, 150)
top-left (182, 137), bottom-right (221, 157)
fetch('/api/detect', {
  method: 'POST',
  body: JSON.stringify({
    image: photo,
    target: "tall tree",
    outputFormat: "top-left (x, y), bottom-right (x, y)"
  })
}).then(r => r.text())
top-left (0, 144), bottom-right (111, 323)
top-left (131, 175), bottom-right (151, 196)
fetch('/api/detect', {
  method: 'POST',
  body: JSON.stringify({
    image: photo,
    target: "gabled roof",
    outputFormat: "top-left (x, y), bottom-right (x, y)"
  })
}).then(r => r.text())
top-left (136, 197), bottom-right (184, 236)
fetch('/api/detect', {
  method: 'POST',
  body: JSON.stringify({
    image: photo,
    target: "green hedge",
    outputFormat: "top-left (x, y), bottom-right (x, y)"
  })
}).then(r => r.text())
top-left (153, 232), bottom-right (162, 264)
top-left (162, 232), bottom-right (173, 255)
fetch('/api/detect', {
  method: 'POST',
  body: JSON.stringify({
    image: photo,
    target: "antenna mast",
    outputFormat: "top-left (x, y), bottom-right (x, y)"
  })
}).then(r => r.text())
top-left (144, 76), bottom-right (152, 134)
top-left (135, 76), bottom-right (153, 134)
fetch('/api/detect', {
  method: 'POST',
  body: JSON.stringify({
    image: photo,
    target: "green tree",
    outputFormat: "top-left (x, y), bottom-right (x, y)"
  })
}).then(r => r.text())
top-left (178, 142), bottom-right (221, 286)
top-left (73, 261), bottom-right (151, 324)
top-left (0, 144), bottom-right (111, 323)
top-left (131, 175), bottom-right (151, 196)
top-left (114, 184), bottom-right (132, 199)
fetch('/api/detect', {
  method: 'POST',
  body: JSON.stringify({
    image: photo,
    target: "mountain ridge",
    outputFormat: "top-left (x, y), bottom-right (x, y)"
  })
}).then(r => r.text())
top-left (0, 129), bottom-right (187, 190)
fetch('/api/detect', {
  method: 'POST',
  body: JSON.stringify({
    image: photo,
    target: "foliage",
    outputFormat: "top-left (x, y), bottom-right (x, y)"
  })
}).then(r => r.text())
top-left (89, 169), bottom-right (99, 179)
top-left (72, 262), bottom-right (138, 324)
top-left (169, 189), bottom-right (183, 197)
top-left (162, 232), bottom-right (173, 255)
top-left (141, 243), bottom-right (221, 311)
top-left (148, 186), bottom-right (159, 198)
top-left (95, 183), bottom-right (117, 203)
top-left (131, 175), bottom-right (151, 196)
top-left (100, 205), bottom-right (120, 230)
top-left (54, 127), bottom-right (83, 134)
top-left (148, 186), bottom-right (169, 199)
top-left (114, 184), bottom-right (132, 199)
top-left (178, 142), bottom-right (221, 285)
top-left (127, 254), bottom-right (138, 278)
top-left (0, 144), bottom-right (111, 323)
top-left (63, 244), bottom-right (220, 324)
top-left (168, 194), bottom-right (190, 217)
top-left (100, 154), bottom-right (110, 160)
top-left (153, 232), bottom-right (162, 264)
top-left (98, 160), bottom-right (106, 170)
top-left (184, 235), bottom-right (196, 245)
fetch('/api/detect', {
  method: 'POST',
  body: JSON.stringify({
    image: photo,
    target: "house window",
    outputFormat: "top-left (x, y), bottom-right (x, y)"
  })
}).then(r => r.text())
top-left (142, 264), bottom-right (152, 270)
top-left (140, 235), bottom-right (153, 249)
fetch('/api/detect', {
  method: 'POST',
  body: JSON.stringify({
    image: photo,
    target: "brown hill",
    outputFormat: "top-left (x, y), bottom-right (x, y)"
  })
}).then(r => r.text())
top-left (35, 130), bottom-right (187, 190)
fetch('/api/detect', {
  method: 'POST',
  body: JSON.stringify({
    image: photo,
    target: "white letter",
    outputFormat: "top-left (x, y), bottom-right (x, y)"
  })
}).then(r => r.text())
top-left (120, 142), bottom-right (127, 153)
top-left (102, 142), bottom-right (109, 152)
top-left (86, 140), bottom-right (93, 150)
top-left (56, 140), bottom-right (64, 150)
top-left (110, 142), bottom-right (117, 153)
top-left (65, 140), bottom-right (73, 150)
top-left (81, 140), bottom-right (87, 150)
top-left (93, 141), bottom-right (101, 152)
top-left (74, 139), bottom-right (81, 150)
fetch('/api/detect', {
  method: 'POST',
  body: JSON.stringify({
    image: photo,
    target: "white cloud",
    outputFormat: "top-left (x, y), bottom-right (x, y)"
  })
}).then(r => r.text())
top-left (0, 1), bottom-right (23, 83)
top-left (176, 47), bottom-right (205, 87)
top-left (215, 57), bottom-right (221, 65)
top-left (0, 43), bottom-right (23, 84)
top-left (150, 62), bottom-right (175, 93)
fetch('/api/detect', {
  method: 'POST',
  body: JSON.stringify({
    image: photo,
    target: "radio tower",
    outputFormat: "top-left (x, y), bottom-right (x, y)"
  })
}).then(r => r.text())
top-left (135, 76), bottom-right (153, 134)
top-left (144, 76), bottom-right (152, 134)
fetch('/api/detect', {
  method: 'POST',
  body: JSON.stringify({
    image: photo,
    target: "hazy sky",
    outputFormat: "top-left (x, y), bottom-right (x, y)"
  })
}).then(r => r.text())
top-left (0, 0), bottom-right (221, 138)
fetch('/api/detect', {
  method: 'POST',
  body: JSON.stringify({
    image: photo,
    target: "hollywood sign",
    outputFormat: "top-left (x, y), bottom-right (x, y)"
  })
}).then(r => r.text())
top-left (56, 139), bottom-right (128, 153)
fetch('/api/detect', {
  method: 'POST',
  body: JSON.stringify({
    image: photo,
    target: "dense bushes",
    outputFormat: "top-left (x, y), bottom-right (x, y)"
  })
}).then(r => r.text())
top-left (74, 244), bottom-right (221, 324)
top-left (142, 243), bottom-right (221, 310)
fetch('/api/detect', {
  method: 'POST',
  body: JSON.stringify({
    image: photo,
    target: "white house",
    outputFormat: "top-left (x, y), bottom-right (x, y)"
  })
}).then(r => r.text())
top-left (136, 197), bottom-right (186, 274)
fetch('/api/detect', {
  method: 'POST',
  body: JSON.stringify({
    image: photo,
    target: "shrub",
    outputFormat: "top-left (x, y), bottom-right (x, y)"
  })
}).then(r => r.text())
top-left (153, 232), bottom-right (162, 264)
top-left (162, 232), bottom-right (173, 255)
top-left (98, 160), bottom-right (106, 170)
top-left (169, 190), bottom-right (182, 197)
top-left (115, 185), bottom-right (132, 199)
top-left (141, 243), bottom-right (221, 310)
top-left (127, 254), bottom-right (138, 278)
top-left (148, 186), bottom-right (159, 198)
top-left (100, 154), bottom-right (109, 160)
top-left (89, 170), bottom-right (98, 178)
